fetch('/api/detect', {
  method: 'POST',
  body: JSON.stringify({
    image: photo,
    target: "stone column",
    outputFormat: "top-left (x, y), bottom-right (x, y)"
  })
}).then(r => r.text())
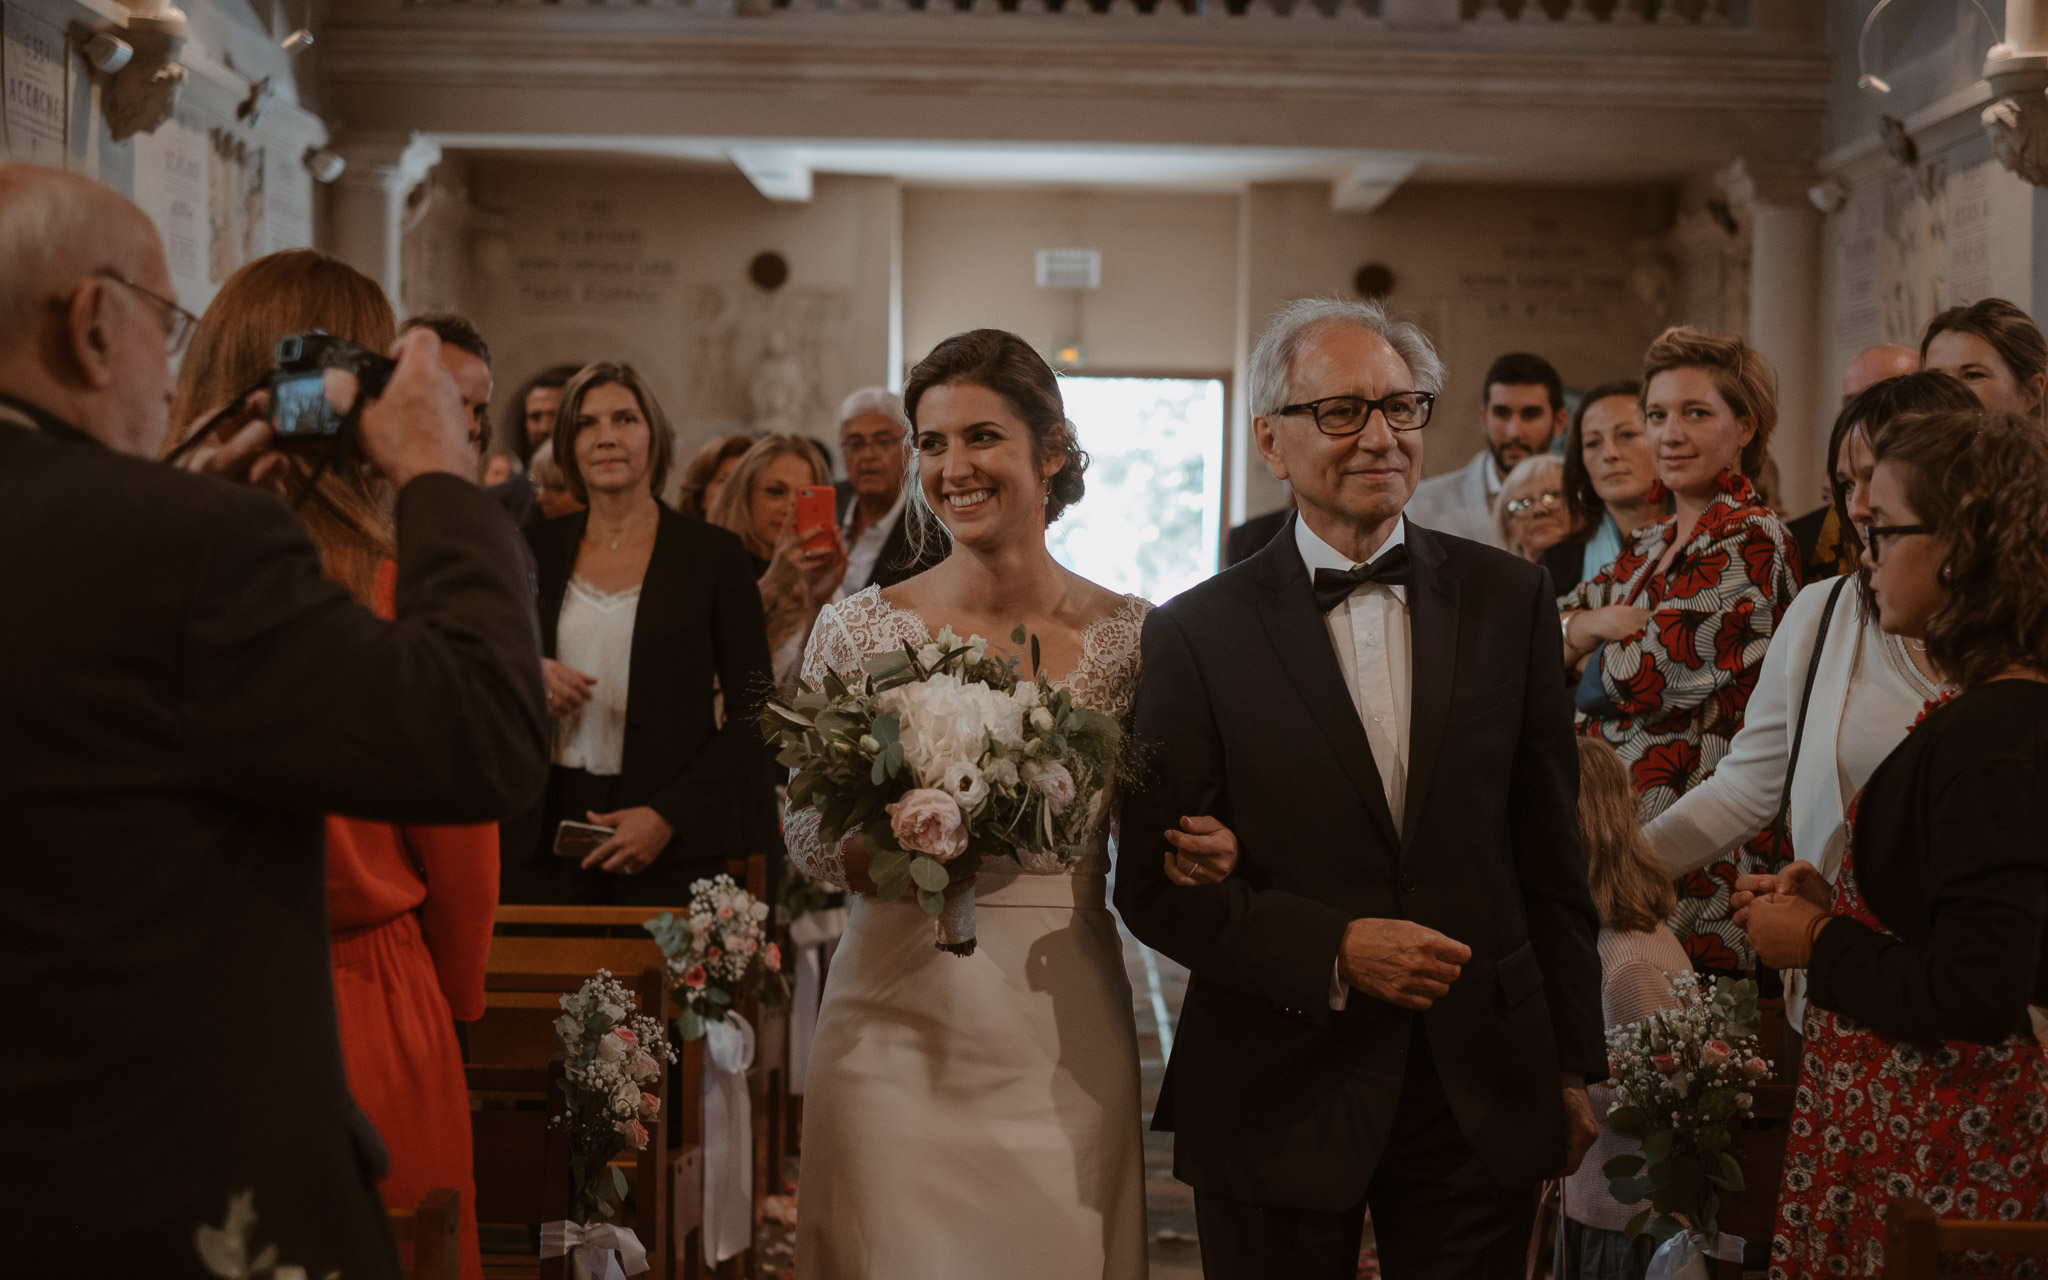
top-left (1729, 160), bottom-right (1824, 516)
top-left (325, 132), bottom-right (442, 313)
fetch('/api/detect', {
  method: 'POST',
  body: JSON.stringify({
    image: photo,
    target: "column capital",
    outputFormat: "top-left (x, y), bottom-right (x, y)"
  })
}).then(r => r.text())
top-left (332, 131), bottom-right (443, 194)
top-left (1719, 157), bottom-right (1817, 212)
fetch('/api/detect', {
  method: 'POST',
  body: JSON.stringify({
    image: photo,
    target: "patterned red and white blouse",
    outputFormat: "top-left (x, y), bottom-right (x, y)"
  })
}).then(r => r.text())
top-left (1561, 469), bottom-right (1801, 971)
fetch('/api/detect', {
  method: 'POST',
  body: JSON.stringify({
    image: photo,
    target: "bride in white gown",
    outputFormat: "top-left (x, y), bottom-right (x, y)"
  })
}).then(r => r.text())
top-left (784, 330), bottom-right (1151, 1279)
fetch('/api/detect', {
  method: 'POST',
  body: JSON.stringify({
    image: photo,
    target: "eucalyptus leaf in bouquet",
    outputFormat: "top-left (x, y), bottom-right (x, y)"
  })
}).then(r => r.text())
top-left (762, 622), bottom-right (1127, 954)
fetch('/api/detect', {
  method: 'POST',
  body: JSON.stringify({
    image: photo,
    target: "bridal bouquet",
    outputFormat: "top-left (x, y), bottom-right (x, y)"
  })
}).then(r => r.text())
top-left (1603, 971), bottom-right (1773, 1268)
top-left (645, 874), bottom-right (790, 1041)
top-left (552, 971), bottom-right (674, 1227)
top-left (761, 624), bottom-right (1124, 955)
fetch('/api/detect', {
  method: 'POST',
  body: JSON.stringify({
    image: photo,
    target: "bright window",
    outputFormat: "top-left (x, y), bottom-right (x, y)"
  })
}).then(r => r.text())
top-left (1046, 376), bottom-right (1225, 606)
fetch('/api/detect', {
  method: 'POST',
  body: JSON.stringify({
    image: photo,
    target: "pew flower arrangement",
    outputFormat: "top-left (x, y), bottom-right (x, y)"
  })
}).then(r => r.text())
top-left (1602, 972), bottom-right (1773, 1272)
top-left (760, 623), bottom-right (1124, 955)
top-left (552, 970), bottom-right (674, 1226)
top-left (645, 874), bottom-right (789, 1041)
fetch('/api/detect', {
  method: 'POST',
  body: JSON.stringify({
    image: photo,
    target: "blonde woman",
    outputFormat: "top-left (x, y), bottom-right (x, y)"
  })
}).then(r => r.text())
top-left (708, 433), bottom-right (848, 692)
top-left (1559, 736), bottom-right (1691, 1280)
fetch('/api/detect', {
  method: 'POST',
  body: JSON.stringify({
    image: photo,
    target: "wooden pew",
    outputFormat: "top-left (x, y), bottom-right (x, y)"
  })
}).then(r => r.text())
top-left (1707, 1081), bottom-right (1796, 1279)
top-left (389, 1187), bottom-right (462, 1280)
top-left (470, 1060), bottom-right (570, 1279)
top-left (1885, 1195), bottom-right (2048, 1276)
top-left (476, 906), bottom-right (717, 1279)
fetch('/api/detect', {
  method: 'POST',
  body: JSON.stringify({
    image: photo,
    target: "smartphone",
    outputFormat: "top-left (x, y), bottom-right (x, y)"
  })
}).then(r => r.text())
top-left (796, 486), bottom-right (838, 552)
top-left (553, 820), bottom-right (615, 861)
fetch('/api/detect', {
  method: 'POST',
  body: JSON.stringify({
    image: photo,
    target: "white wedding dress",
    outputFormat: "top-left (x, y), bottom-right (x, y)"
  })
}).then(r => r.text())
top-left (785, 585), bottom-right (1151, 1280)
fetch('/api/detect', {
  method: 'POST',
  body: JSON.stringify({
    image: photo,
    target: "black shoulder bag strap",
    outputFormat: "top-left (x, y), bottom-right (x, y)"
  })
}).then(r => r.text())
top-left (1771, 575), bottom-right (1852, 845)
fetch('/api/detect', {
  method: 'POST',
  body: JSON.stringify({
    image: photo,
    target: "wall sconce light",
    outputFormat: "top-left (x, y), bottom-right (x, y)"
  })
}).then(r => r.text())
top-left (102, 6), bottom-right (189, 142)
top-left (281, 28), bottom-right (314, 54)
top-left (1807, 179), bottom-right (1848, 214)
top-left (304, 147), bottom-right (347, 183)
top-left (83, 31), bottom-right (133, 74)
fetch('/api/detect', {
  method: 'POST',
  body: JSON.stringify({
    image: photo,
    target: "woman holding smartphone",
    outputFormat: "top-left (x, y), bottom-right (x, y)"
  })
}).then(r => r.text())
top-left (505, 362), bottom-right (780, 905)
top-left (709, 434), bottom-right (849, 695)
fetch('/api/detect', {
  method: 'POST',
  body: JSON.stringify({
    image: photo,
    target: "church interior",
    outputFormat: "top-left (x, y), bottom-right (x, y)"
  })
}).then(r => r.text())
top-left (10, 0), bottom-right (2047, 1276)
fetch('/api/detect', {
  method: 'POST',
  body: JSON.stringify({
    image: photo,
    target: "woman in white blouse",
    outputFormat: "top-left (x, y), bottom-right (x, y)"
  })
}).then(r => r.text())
top-left (1641, 370), bottom-right (1975, 1033)
top-left (504, 363), bottom-right (778, 904)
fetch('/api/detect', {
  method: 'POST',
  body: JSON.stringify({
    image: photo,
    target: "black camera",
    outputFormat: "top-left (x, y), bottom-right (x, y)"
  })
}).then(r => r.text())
top-left (268, 332), bottom-right (395, 451)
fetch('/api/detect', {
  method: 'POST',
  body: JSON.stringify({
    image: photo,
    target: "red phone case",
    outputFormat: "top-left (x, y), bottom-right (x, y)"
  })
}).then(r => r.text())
top-left (797, 487), bottom-right (837, 551)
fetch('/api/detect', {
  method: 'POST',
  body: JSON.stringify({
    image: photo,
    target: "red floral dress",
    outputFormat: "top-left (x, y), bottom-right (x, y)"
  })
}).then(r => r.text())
top-left (1770, 698), bottom-right (2048, 1279)
top-left (1562, 469), bottom-right (1801, 971)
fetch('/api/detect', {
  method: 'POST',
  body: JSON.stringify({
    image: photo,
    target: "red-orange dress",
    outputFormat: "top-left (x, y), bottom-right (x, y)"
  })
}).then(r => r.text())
top-left (330, 561), bottom-right (498, 1280)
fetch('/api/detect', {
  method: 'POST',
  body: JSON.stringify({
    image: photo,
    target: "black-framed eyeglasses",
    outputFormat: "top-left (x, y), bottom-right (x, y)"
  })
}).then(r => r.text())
top-left (1505, 490), bottom-right (1563, 517)
top-left (1275, 391), bottom-right (1436, 436)
top-left (1860, 522), bottom-right (1928, 562)
top-left (95, 270), bottom-right (199, 356)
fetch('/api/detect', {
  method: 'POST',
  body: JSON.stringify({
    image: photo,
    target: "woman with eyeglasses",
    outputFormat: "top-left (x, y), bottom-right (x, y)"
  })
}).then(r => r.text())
top-left (1542, 380), bottom-right (1669, 595)
top-left (1735, 407), bottom-right (2048, 1277)
top-left (1642, 372), bottom-right (1976, 1054)
top-left (1559, 327), bottom-right (1801, 975)
top-left (1492, 452), bottom-right (1570, 564)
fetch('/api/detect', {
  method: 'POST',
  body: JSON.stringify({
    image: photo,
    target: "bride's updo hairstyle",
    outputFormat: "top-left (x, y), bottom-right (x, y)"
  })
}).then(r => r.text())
top-left (902, 329), bottom-right (1090, 540)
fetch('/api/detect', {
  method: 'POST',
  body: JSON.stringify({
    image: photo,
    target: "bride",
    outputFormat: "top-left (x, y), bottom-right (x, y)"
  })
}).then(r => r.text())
top-left (785, 329), bottom-right (1153, 1278)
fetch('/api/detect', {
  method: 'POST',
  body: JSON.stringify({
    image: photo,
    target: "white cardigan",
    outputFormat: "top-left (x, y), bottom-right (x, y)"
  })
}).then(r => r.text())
top-left (1643, 577), bottom-right (1938, 1026)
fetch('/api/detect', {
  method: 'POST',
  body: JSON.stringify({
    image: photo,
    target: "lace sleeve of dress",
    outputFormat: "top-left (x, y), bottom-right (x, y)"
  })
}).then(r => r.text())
top-left (780, 601), bottom-right (864, 890)
top-left (1065, 594), bottom-right (1154, 725)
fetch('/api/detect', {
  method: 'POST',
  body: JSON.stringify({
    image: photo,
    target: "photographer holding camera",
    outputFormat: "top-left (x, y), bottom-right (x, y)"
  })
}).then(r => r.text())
top-left (0, 167), bottom-right (546, 1277)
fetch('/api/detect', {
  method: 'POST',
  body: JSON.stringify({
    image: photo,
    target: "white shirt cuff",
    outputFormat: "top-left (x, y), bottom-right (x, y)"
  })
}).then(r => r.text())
top-left (1329, 956), bottom-right (1349, 1012)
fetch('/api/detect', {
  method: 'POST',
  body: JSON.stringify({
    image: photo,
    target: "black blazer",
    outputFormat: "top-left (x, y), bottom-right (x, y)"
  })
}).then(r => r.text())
top-left (837, 487), bottom-right (946, 592)
top-left (1541, 532), bottom-right (1591, 597)
top-left (1223, 507), bottom-right (1290, 569)
top-left (1807, 681), bottom-right (2048, 1044)
top-left (0, 414), bottom-right (547, 1275)
top-left (1115, 515), bottom-right (1604, 1211)
top-left (525, 506), bottom-right (778, 863)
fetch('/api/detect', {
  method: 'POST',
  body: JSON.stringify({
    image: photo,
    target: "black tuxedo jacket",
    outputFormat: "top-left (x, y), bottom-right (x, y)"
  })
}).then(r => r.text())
top-left (522, 506), bottom-right (779, 863)
top-left (836, 487), bottom-right (946, 592)
top-left (0, 414), bottom-right (548, 1275)
top-left (1115, 515), bottom-right (1604, 1212)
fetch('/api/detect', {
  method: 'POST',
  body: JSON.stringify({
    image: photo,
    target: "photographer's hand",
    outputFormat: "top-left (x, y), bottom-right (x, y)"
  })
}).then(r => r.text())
top-left (358, 328), bottom-right (476, 489)
top-left (171, 391), bottom-right (291, 494)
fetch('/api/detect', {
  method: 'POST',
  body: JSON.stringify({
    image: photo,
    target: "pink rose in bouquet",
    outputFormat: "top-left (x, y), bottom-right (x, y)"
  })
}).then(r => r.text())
top-left (614, 1027), bottom-right (638, 1048)
top-left (887, 788), bottom-right (968, 863)
top-left (1022, 761), bottom-right (1078, 815)
top-left (639, 1091), bottom-right (661, 1119)
top-left (766, 942), bottom-right (782, 969)
top-left (616, 1118), bottom-right (649, 1150)
top-left (1746, 1056), bottom-right (1771, 1077)
top-left (683, 964), bottom-right (708, 990)
top-left (1701, 1039), bottom-right (1730, 1066)
top-left (1652, 1052), bottom-right (1677, 1074)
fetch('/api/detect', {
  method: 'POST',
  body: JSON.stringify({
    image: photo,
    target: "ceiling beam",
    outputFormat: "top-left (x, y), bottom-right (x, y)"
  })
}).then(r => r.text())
top-left (729, 147), bottom-right (814, 201)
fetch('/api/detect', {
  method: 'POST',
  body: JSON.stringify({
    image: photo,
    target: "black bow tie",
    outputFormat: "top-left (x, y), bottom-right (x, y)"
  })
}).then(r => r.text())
top-left (1312, 545), bottom-right (1412, 613)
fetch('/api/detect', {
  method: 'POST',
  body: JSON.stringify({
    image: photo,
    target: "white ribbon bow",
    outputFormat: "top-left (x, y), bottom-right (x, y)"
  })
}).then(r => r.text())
top-left (1645, 1229), bottom-right (1744, 1280)
top-left (702, 1013), bottom-right (757, 1267)
top-left (539, 1220), bottom-right (650, 1280)
top-left (787, 909), bottom-right (846, 1097)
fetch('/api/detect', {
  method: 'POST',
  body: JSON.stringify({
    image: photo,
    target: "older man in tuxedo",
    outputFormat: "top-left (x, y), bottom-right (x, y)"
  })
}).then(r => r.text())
top-left (1117, 298), bottom-right (1603, 1278)
top-left (0, 167), bottom-right (546, 1277)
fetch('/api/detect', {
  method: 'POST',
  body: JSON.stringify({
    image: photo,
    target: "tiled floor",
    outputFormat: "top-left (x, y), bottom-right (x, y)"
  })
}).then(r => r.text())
top-left (1125, 926), bottom-right (1205, 1279)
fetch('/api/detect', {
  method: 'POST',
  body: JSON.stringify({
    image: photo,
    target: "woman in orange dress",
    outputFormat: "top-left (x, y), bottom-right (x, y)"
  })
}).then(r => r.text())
top-left (164, 251), bottom-right (499, 1280)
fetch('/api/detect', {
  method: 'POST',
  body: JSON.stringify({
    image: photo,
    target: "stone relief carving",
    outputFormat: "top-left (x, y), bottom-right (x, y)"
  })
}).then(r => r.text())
top-left (685, 286), bottom-right (849, 435)
top-left (1983, 97), bottom-right (2048, 188)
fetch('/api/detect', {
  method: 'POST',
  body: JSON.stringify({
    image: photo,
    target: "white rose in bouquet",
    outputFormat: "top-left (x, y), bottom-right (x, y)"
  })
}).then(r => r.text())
top-left (881, 673), bottom-right (1026, 787)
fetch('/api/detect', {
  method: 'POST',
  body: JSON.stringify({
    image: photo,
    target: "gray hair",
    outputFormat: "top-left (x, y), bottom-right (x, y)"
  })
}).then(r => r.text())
top-left (1247, 298), bottom-right (1445, 418)
top-left (1492, 451), bottom-right (1565, 554)
top-left (837, 385), bottom-right (907, 432)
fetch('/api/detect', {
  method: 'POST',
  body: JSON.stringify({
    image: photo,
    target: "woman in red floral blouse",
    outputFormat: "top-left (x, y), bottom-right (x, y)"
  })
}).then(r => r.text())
top-left (1560, 327), bottom-right (1801, 973)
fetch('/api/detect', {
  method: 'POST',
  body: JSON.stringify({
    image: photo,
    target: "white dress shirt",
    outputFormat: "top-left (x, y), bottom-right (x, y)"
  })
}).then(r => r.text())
top-left (840, 487), bottom-right (908, 595)
top-left (1294, 515), bottom-right (1414, 1010)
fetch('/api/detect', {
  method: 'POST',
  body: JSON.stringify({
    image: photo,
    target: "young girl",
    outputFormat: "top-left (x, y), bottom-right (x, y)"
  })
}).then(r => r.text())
top-left (1558, 737), bottom-right (1693, 1280)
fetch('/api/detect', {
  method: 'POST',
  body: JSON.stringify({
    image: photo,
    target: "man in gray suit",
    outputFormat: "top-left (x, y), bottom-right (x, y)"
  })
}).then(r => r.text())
top-left (1404, 351), bottom-right (1565, 546)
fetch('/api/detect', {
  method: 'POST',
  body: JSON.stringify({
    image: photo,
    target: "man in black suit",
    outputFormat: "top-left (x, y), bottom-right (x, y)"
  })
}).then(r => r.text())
top-left (1117, 298), bottom-right (1604, 1278)
top-left (834, 386), bottom-right (945, 592)
top-left (0, 168), bottom-right (548, 1277)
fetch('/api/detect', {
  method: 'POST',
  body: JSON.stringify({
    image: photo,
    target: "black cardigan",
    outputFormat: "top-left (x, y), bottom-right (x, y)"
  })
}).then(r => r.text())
top-left (1808, 680), bottom-right (2048, 1043)
top-left (525, 505), bottom-right (780, 864)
